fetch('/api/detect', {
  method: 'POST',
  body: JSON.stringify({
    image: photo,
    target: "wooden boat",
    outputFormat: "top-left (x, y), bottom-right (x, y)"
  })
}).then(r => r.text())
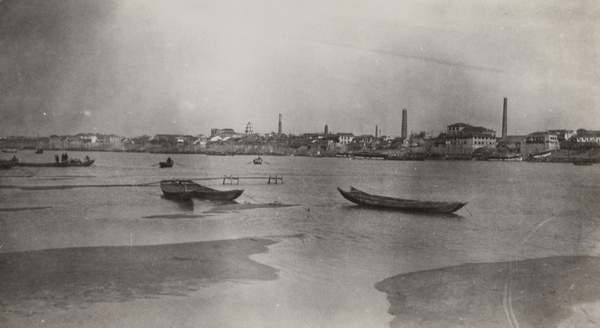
top-left (159, 160), bottom-right (174, 168)
top-left (253, 157), bottom-right (263, 164)
top-left (17, 158), bottom-right (95, 167)
top-left (337, 186), bottom-right (467, 214)
top-left (2, 149), bottom-right (18, 153)
top-left (485, 154), bottom-right (522, 161)
top-left (160, 179), bottom-right (244, 201)
top-left (530, 150), bottom-right (552, 159)
top-left (573, 158), bottom-right (594, 166)
top-left (35, 149), bottom-right (44, 154)
top-left (0, 160), bottom-right (15, 169)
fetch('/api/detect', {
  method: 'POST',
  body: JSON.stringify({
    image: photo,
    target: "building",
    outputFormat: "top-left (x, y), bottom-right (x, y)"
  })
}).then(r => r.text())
top-left (521, 131), bottom-right (560, 155)
top-left (336, 133), bottom-right (355, 145)
top-left (210, 128), bottom-right (238, 138)
top-left (575, 130), bottom-right (600, 144)
top-left (548, 129), bottom-right (575, 142)
top-left (245, 122), bottom-right (254, 134)
top-left (497, 135), bottom-right (527, 153)
top-left (444, 123), bottom-right (496, 155)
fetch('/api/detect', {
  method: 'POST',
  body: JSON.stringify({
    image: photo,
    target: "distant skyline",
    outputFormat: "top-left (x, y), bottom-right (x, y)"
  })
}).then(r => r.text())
top-left (1, 0), bottom-right (599, 137)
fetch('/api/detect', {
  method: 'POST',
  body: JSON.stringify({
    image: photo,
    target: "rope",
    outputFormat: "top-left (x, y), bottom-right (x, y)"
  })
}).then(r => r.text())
top-left (464, 207), bottom-right (473, 217)
top-left (242, 193), bottom-right (268, 204)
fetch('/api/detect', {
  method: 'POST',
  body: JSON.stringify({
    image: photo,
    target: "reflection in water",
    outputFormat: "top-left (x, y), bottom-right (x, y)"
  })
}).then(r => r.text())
top-left (160, 196), bottom-right (194, 212)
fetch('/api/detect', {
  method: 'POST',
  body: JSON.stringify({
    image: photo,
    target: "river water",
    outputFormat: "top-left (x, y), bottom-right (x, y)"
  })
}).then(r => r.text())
top-left (1, 150), bottom-right (599, 327)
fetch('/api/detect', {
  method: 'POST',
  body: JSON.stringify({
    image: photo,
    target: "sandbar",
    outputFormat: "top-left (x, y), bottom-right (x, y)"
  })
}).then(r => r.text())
top-left (0, 238), bottom-right (278, 316)
top-left (375, 256), bottom-right (600, 327)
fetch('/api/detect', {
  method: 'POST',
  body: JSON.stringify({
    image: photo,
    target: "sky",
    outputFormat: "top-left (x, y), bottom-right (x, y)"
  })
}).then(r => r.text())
top-left (0, 0), bottom-right (599, 137)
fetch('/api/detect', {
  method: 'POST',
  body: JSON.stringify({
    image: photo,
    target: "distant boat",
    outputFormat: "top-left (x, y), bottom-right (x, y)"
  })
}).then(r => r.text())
top-left (2, 149), bottom-right (17, 153)
top-left (160, 180), bottom-right (244, 201)
top-left (35, 149), bottom-right (44, 154)
top-left (530, 150), bottom-right (552, 159)
top-left (485, 154), bottom-right (522, 161)
top-left (253, 157), bottom-right (263, 164)
top-left (0, 159), bottom-right (15, 169)
top-left (159, 158), bottom-right (174, 168)
top-left (573, 157), bottom-right (594, 166)
top-left (337, 186), bottom-right (467, 214)
top-left (16, 158), bottom-right (95, 167)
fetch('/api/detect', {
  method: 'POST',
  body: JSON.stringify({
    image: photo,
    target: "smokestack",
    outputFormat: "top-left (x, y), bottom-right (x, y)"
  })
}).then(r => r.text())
top-left (278, 114), bottom-right (282, 135)
top-left (375, 126), bottom-right (378, 138)
top-left (401, 109), bottom-right (407, 139)
top-left (502, 98), bottom-right (507, 138)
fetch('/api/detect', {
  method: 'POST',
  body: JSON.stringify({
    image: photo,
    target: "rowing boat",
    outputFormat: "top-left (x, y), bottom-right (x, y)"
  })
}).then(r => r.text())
top-left (159, 161), bottom-right (174, 168)
top-left (337, 186), bottom-right (467, 214)
top-left (160, 179), bottom-right (244, 201)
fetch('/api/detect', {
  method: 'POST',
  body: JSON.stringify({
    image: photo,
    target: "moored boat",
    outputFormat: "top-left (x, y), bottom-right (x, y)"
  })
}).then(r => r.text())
top-left (573, 158), bottom-right (594, 166)
top-left (485, 155), bottom-right (522, 161)
top-left (160, 179), bottom-right (244, 201)
top-left (16, 158), bottom-right (95, 167)
top-left (337, 186), bottom-right (467, 214)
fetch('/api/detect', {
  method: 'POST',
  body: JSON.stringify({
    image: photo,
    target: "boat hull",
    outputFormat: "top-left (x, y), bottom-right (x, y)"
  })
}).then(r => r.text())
top-left (17, 159), bottom-right (95, 167)
top-left (337, 186), bottom-right (467, 214)
top-left (159, 162), bottom-right (174, 168)
top-left (160, 180), bottom-right (244, 201)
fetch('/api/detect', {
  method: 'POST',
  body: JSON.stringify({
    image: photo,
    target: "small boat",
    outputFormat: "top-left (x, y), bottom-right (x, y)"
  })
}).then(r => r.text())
top-left (253, 157), bottom-right (263, 164)
top-left (573, 158), bottom-right (594, 166)
top-left (16, 158), bottom-right (95, 167)
top-left (0, 160), bottom-right (15, 169)
top-left (35, 149), bottom-right (44, 154)
top-left (485, 154), bottom-right (522, 161)
top-left (159, 161), bottom-right (174, 168)
top-left (337, 186), bottom-right (467, 214)
top-left (160, 179), bottom-right (244, 201)
top-left (2, 149), bottom-right (17, 153)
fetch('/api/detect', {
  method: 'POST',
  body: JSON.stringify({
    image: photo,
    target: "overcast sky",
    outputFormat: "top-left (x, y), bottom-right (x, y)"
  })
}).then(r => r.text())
top-left (1, 0), bottom-right (598, 137)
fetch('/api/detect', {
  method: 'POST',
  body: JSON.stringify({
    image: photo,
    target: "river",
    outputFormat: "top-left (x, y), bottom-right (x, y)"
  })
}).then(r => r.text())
top-left (1, 150), bottom-right (599, 327)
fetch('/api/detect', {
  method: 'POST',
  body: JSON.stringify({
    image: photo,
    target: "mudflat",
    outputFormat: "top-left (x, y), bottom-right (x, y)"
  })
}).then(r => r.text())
top-left (0, 238), bottom-right (278, 315)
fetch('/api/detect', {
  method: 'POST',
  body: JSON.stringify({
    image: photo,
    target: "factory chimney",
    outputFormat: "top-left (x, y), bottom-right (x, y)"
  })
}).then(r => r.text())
top-left (375, 126), bottom-right (378, 138)
top-left (502, 98), bottom-right (507, 138)
top-left (278, 114), bottom-right (282, 135)
top-left (401, 109), bottom-right (407, 139)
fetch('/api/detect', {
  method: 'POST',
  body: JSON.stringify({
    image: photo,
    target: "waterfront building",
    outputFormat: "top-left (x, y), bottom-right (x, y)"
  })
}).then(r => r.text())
top-left (574, 130), bottom-right (600, 144)
top-left (548, 129), bottom-right (575, 142)
top-left (497, 135), bottom-right (527, 153)
top-left (521, 131), bottom-right (560, 155)
top-left (444, 123), bottom-right (496, 155)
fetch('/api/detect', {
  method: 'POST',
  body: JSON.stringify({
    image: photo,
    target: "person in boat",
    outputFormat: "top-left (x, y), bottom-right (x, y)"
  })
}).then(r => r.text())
top-left (167, 157), bottom-right (173, 164)
top-left (85, 155), bottom-right (90, 161)
top-left (12, 155), bottom-right (18, 162)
